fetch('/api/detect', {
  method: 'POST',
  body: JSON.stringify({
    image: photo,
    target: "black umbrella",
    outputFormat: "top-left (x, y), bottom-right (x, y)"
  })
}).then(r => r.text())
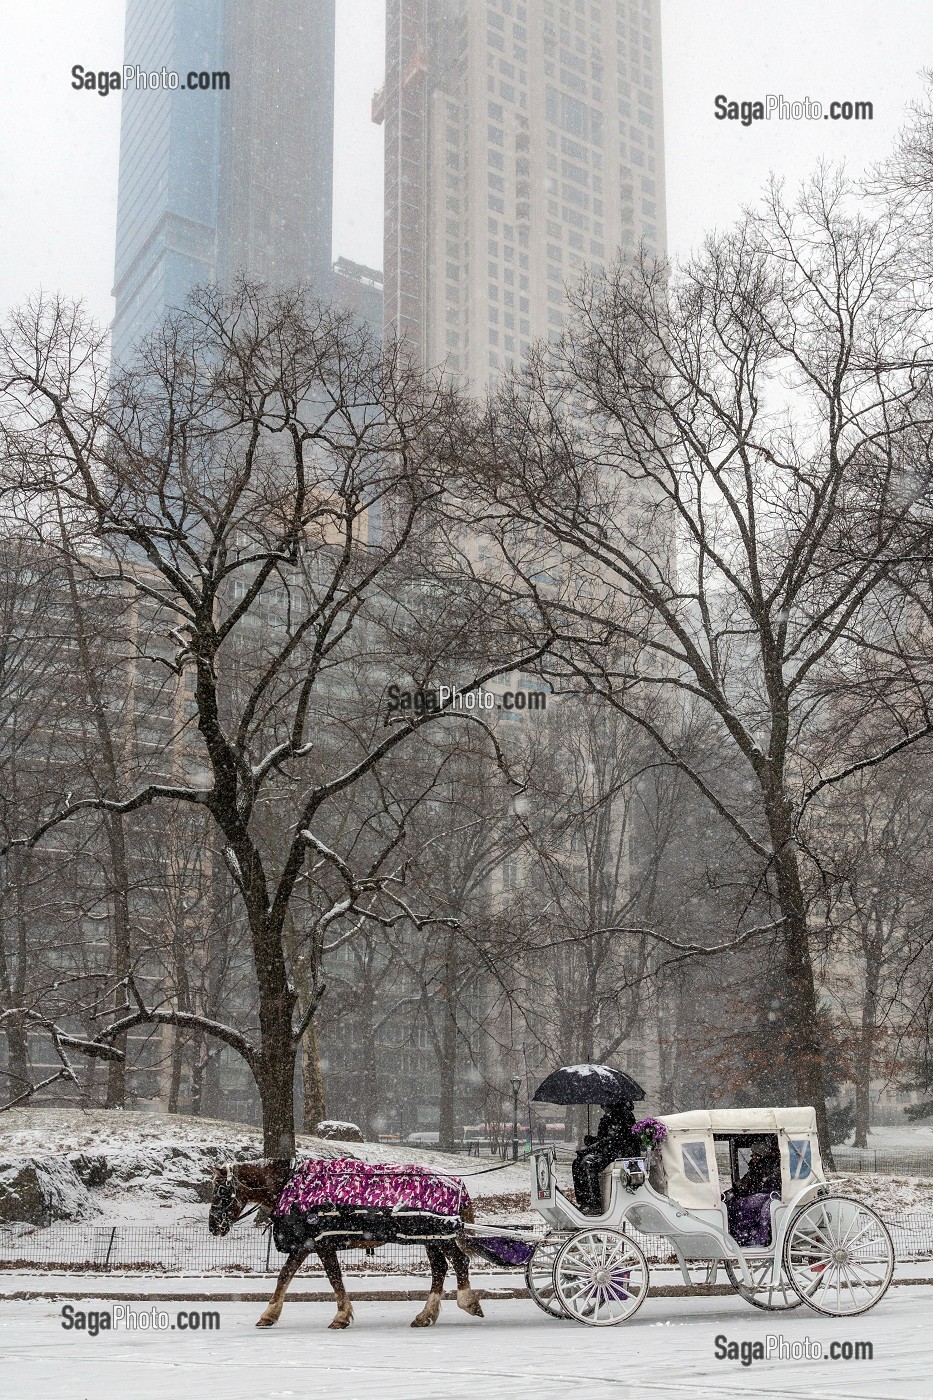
top-left (532, 1063), bottom-right (645, 1106)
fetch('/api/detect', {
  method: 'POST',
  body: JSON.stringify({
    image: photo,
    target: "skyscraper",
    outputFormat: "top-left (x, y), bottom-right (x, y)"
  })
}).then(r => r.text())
top-left (376, 0), bottom-right (666, 388)
top-left (112, 0), bottom-right (336, 365)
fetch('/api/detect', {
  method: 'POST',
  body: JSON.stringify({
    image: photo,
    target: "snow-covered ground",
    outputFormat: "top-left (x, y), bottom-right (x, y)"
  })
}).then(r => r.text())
top-left (1, 1286), bottom-right (930, 1399)
top-left (843, 1124), bottom-right (933, 1150)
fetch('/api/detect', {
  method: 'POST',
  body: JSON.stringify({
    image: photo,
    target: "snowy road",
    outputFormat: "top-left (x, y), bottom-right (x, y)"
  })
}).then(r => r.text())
top-left (2, 1287), bottom-right (931, 1400)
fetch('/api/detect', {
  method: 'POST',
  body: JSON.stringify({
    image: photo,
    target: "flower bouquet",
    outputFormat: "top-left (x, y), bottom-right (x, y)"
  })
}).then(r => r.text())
top-left (632, 1116), bottom-right (667, 1154)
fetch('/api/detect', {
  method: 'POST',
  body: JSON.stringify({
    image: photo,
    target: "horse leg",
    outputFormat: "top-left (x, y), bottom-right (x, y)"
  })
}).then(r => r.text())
top-left (411, 1242), bottom-right (447, 1327)
top-left (447, 1241), bottom-right (484, 1318)
top-left (257, 1249), bottom-right (311, 1328)
top-left (319, 1241), bottom-right (354, 1330)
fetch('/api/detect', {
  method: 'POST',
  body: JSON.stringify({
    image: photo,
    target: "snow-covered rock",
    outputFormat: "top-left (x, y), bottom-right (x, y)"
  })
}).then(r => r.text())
top-left (0, 1156), bottom-right (93, 1225)
top-left (315, 1120), bottom-right (365, 1142)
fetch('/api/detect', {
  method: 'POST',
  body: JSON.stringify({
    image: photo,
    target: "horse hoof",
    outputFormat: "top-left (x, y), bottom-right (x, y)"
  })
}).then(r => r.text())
top-left (410, 1314), bottom-right (437, 1328)
top-left (328, 1317), bottom-right (352, 1330)
top-left (256, 1316), bottom-right (277, 1328)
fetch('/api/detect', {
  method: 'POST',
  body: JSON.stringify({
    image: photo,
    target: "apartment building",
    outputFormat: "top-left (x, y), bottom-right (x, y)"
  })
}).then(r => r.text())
top-left (377, 0), bottom-right (665, 388)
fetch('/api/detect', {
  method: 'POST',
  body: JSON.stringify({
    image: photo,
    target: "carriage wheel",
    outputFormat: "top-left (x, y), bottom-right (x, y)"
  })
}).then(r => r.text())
top-left (783, 1196), bottom-right (894, 1316)
top-left (525, 1234), bottom-right (573, 1319)
top-left (724, 1257), bottom-right (802, 1310)
top-left (553, 1228), bottom-right (649, 1326)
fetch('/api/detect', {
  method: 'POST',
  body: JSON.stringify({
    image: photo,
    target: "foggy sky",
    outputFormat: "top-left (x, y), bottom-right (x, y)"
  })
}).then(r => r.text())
top-left (1, 1), bottom-right (931, 332)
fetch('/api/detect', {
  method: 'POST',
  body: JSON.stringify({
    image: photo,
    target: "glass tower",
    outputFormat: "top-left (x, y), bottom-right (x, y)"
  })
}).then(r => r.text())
top-left (112, 0), bottom-right (336, 366)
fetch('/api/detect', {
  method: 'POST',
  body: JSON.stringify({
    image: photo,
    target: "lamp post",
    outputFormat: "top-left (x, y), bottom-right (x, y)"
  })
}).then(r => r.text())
top-left (510, 1075), bottom-right (522, 1161)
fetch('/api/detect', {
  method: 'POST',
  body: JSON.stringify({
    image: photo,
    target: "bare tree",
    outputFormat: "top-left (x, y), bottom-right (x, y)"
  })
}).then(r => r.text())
top-left (0, 285), bottom-right (552, 1154)
top-left (470, 170), bottom-right (933, 1153)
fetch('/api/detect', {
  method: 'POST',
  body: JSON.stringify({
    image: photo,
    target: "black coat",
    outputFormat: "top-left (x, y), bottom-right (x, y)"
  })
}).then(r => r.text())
top-left (582, 1104), bottom-right (640, 1160)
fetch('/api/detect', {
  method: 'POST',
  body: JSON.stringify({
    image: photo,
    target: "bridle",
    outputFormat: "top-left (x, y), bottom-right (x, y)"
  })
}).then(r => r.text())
top-left (209, 1163), bottom-right (261, 1234)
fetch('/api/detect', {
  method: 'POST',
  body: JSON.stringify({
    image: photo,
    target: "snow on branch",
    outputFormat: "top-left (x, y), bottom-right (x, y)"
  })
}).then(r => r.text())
top-left (0, 1007), bottom-right (122, 1112)
top-left (4, 782), bottom-right (214, 854)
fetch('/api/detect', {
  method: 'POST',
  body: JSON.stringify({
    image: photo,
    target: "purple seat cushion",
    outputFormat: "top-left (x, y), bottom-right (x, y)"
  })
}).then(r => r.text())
top-left (726, 1191), bottom-right (777, 1247)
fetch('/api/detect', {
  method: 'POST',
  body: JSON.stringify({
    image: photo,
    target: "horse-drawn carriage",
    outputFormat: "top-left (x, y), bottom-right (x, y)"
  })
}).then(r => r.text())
top-left (209, 1097), bottom-right (894, 1331)
top-left (474, 1105), bottom-right (894, 1326)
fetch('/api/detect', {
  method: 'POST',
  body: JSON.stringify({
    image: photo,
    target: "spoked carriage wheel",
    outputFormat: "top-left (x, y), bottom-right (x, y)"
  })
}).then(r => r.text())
top-left (783, 1196), bottom-right (894, 1316)
top-left (553, 1228), bottom-right (649, 1326)
top-left (724, 1257), bottom-right (802, 1311)
top-left (525, 1234), bottom-right (573, 1319)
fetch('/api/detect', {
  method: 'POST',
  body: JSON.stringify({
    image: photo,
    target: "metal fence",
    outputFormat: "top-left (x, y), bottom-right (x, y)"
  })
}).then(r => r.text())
top-left (2, 1211), bottom-right (932, 1275)
top-left (0, 1224), bottom-right (529, 1276)
top-left (832, 1149), bottom-right (933, 1178)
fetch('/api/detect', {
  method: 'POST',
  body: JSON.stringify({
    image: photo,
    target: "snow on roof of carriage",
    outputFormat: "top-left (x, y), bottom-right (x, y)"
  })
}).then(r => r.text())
top-left (659, 1107), bottom-right (818, 1134)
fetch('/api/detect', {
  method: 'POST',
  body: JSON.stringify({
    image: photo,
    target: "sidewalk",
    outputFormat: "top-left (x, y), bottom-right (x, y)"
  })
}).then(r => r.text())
top-left (2, 1260), bottom-right (930, 1303)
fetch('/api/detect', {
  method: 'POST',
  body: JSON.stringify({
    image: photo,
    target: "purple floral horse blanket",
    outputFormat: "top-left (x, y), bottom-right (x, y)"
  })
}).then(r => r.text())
top-left (274, 1157), bottom-right (471, 1221)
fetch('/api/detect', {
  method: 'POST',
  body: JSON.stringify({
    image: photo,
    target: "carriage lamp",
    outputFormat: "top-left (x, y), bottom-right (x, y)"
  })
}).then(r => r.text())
top-left (510, 1076), bottom-right (522, 1162)
top-left (624, 1158), bottom-right (646, 1190)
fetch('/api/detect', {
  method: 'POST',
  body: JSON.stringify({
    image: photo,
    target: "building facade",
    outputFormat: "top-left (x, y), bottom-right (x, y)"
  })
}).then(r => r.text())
top-left (376, 0), bottom-right (666, 389)
top-left (112, 0), bottom-right (336, 365)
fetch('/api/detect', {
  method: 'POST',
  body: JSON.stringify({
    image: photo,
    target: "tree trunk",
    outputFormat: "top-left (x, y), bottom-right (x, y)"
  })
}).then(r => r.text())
top-left (438, 1000), bottom-right (457, 1150)
top-left (301, 1017), bottom-right (326, 1132)
top-left (252, 909), bottom-right (298, 1158)
top-left (2, 1010), bottom-right (29, 1096)
top-left (167, 1027), bottom-right (184, 1113)
top-left (0, 908), bottom-right (29, 1094)
top-left (437, 938), bottom-right (459, 1150)
top-left (256, 1034), bottom-right (298, 1159)
top-left (768, 799), bottom-right (835, 1167)
top-left (190, 1036), bottom-right (206, 1117)
top-left (104, 813), bottom-right (132, 1109)
top-left (853, 916), bottom-right (882, 1149)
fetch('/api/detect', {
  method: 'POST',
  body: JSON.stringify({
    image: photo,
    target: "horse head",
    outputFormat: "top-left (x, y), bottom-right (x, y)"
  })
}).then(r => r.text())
top-left (208, 1162), bottom-right (242, 1236)
top-left (209, 1159), bottom-right (293, 1236)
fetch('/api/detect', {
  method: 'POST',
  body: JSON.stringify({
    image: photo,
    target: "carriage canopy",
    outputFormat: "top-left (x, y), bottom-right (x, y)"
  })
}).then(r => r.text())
top-left (655, 1107), bottom-right (825, 1210)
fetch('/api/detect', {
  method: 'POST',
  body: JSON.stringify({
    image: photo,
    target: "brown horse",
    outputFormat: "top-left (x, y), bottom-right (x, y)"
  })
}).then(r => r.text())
top-left (208, 1159), bottom-right (485, 1329)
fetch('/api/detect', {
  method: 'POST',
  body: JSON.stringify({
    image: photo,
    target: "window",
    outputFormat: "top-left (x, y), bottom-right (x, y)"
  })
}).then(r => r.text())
top-left (502, 856), bottom-right (519, 890)
top-left (561, 160), bottom-right (588, 184)
top-left (682, 1142), bottom-right (710, 1183)
top-left (788, 1140), bottom-right (813, 1179)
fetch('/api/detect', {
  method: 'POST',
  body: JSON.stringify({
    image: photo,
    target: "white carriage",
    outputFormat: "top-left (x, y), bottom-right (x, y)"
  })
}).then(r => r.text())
top-left (500, 1106), bottom-right (894, 1326)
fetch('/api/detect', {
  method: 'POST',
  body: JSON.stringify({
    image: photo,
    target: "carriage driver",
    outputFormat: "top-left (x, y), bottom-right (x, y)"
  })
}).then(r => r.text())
top-left (571, 1099), bottom-right (641, 1214)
